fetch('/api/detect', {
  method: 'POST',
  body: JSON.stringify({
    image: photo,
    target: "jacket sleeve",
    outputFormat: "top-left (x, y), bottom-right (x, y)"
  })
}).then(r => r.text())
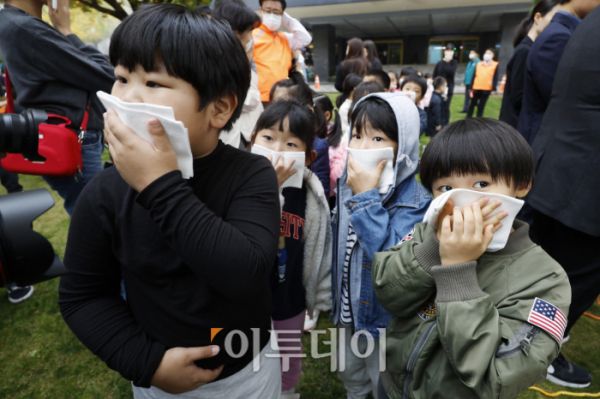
top-left (32, 31), bottom-right (115, 94)
top-left (135, 160), bottom-right (280, 301)
top-left (59, 177), bottom-right (166, 388)
top-left (309, 138), bottom-right (331, 196)
top-left (372, 224), bottom-right (438, 318)
top-left (283, 12), bottom-right (312, 51)
top-left (335, 64), bottom-right (345, 92)
top-left (431, 255), bottom-right (571, 399)
top-left (530, 31), bottom-right (572, 107)
top-left (419, 108), bottom-right (427, 133)
top-left (509, 49), bottom-right (528, 112)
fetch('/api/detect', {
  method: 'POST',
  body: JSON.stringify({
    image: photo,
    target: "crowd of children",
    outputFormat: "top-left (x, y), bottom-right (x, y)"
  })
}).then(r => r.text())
top-left (52, 2), bottom-right (573, 399)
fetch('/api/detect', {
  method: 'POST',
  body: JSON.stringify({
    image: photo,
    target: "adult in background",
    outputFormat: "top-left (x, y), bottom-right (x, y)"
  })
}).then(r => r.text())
top-left (363, 40), bottom-right (382, 71)
top-left (517, 0), bottom-right (599, 145)
top-left (467, 49), bottom-right (498, 118)
top-left (0, 0), bottom-right (114, 217)
top-left (253, 0), bottom-right (311, 103)
top-left (433, 44), bottom-right (458, 126)
top-left (460, 50), bottom-right (480, 113)
top-left (528, 3), bottom-right (600, 388)
top-left (213, 0), bottom-right (264, 149)
top-left (334, 38), bottom-right (368, 93)
top-left (500, 0), bottom-right (559, 128)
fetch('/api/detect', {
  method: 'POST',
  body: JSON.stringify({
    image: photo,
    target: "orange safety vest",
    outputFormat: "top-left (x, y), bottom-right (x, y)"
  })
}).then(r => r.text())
top-left (472, 60), bottom-right (499, 91)
top-left (253, 24), bottom-right (293, 102)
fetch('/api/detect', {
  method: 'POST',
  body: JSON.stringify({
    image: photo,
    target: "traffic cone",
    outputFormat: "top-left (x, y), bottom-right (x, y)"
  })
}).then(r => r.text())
top-left (315, 75), bottom-right (321, 90)
top-left (499, 74), bottom-right (507, 94)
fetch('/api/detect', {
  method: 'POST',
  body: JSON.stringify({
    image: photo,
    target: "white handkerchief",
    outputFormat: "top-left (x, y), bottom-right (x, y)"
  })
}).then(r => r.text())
top-left (423, 189), bottom-right (524, 252)
top-left (97, 91), bottom-right (194, 179)
top-left (251, 144), bottom-right (305, 189)
top-left (347, 147), bottom-right (395, 195)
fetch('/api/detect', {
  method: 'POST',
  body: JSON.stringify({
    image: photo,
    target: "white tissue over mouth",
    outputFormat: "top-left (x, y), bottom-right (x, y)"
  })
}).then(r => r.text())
top-left (347, 147), bottom-right (395, 195)
top-left (251, 144), bottom-right (305, 189)
top-left (97, 91), bottom-right (194, 179)
top-left (423, 188), bottom-right (525, 252)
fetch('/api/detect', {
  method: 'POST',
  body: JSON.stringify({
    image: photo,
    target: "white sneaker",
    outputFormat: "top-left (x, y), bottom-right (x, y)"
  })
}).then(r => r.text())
top-left (303, 310), bottom-right (320, 332)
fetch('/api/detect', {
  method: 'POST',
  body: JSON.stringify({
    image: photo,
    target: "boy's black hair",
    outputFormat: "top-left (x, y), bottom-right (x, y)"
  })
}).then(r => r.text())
top-left (350, 96), bottom-right (398, 142)
top-left (400, 66), bottom-right (416, 77)
top-left (213, 0), bottom-right (261, 33)
top-left (342, 73), bottom-right (363, 98)
top-left (419, 118), bottom-right (534, 193)
top-left (314, 94), bottom-right (344, 148)
top-left (259, 0), bottom-right (287, 10)
top-left (433, 77), bottom-right (447, 91)
top-left (251, 99), bottom-right (315, 154)
top-left (270, 71), bottom-right (312, 106)
top-left (401, 74), bottom-right (427, 99)
top-left (109, 4), bottom-right (250, 132)
top-left (365, 69), bottom-right (391, 91)
top-left (424, 73), bottom-right (432, 79)
top-left (486, 48), bottom-right (496, 55)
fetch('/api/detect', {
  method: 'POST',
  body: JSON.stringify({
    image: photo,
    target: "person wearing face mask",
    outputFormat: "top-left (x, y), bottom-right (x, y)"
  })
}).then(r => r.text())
top-left (517, 0), bottom-right (600, 146)
top-left (253, 0), bottom-right (311, 103)
top-left (467, 49), bottom-right (499, 118)
top-left (460, 50), bottom-right (480, 113)
top-left (213, 0), bottom-right (264, 149)
top-left (500, 0), bottom-right (559, 129)
top-left (433, 44), bottom-right (458, 126)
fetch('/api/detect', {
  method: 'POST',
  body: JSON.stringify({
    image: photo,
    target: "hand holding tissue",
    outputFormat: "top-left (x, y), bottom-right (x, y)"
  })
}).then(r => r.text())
top-left (251, 144), bottom-right (305, 189)
top-left (97, 92), bottom-right (194, 179)
top-left (423, 189), bottom-right (524, 252)
top-left (346, 147), bottom-right (395, 195)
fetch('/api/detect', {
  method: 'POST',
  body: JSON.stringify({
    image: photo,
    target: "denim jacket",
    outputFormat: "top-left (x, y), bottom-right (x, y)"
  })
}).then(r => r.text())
top-left (331, 93), bottom-right (432, 338)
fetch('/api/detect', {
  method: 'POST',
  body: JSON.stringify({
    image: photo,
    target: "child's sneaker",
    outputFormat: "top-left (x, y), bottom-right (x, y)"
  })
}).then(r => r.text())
top-left (6, 284), bottom-right (34, 304)
top-left (303, 310), bottom-right (319, 332)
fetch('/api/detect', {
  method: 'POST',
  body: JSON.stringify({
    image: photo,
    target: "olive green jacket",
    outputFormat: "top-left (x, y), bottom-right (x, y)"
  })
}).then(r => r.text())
top-left (372, 220), bottom-right (571, 399)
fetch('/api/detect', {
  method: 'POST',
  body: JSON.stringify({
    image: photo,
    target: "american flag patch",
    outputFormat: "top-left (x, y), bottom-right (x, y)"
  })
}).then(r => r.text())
top-left (527, 298), bottom-right (567, 342)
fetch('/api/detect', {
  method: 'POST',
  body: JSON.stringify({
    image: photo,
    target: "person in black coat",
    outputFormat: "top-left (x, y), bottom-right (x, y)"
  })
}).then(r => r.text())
top-left (528, 2), bottom-right (600, 389)
top-left (517, 4), bottom-right (583, 145)
top-left (334, 38), bottom-right (368, 92)
top-left (426, 77), bottom-right (446, 137)
top-left (500, 0), bottom-right (559, 128)
top-left (363, 40), bottom-right (382, 71)
top-left (433, 44), bottom-right (458, 126)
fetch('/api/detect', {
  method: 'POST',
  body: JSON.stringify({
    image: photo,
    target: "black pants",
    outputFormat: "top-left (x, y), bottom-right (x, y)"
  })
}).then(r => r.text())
top-left (530, 210), bottom-right (600, 336)
top-left (462, 84), bottom-right (472, 111)
top-left (0, 166), bottom-right (22, 193)
top-left (467, 90), bottom-right (491, 118)
top-left (443, 93), bottom-right (453, 126)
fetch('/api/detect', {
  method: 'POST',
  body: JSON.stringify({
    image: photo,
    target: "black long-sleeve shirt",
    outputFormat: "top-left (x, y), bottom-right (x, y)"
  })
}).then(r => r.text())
top-left (0, 7), bottom-right (115, 131)
top-left (500, 36), bottom-right (533, 128)
top-left (433, 59), bottom-right (458, 96)
top-left (59, 142), bottom-right (281, 387)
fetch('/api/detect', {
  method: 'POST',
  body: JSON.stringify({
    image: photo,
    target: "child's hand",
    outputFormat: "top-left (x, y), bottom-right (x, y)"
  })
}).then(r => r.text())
top-left (439, 202), bottom-right (505, 266)
top-left (435, 125), bottom-right (441, 132)
top-left (346, 154), bottom-right (386, 195)
top-left (268, 154), bottom-right (297, 189)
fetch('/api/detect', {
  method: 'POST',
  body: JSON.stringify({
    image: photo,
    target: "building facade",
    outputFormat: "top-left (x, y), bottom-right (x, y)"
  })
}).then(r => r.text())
top-left (244, 0), bottom-right (530, 82)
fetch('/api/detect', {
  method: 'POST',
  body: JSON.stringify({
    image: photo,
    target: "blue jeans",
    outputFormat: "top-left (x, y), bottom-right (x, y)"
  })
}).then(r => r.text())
top-left (42, 130), bottom-right (104, 217)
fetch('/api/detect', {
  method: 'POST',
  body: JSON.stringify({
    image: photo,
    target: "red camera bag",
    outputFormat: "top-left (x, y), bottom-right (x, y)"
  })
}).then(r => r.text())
top-left (1, 67), bottom-right (86, 177)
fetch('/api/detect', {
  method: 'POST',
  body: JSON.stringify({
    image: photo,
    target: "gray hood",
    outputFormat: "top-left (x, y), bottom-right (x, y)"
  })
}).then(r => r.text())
top-left (342, 92), bottom-right (421, 200)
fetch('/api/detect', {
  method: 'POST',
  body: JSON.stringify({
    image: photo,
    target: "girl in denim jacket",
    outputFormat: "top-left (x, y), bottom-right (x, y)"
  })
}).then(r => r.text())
top-left (331, 93), bottom-right (431, 399)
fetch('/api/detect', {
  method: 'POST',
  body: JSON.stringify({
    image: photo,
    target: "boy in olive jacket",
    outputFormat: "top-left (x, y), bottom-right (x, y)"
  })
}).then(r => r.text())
top-left (372, 118), bottom-right (571, 399)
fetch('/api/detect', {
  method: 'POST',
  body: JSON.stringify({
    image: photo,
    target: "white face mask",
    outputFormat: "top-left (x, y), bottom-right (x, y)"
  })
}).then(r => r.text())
top-left (245, 38), bottom-right (254, 54)
top-left (251, 144), bottom-right (305, 189)
top-left (484, 53), bottom-right (493, 61)
top-left (469, 53), bottom-right (476, 60)
top-left (401, 91), bottom-right (417, 102)
top-left (262, 12), bottom-right (282, 32)
top-left (346, 147), bottom-right (395, 195)
top-left (445, 51), bottom-right (454, 59)
top-left (422, 189), bottom-right (524, 252)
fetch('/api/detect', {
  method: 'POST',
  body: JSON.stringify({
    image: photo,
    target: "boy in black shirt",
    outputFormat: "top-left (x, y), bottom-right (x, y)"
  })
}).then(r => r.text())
top-left (59, 5), bottom-right (282, 398)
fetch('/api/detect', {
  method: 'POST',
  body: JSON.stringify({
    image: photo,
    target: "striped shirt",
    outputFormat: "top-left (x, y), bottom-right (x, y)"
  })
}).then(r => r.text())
top-left (340, 223), bottom-right (358, 325)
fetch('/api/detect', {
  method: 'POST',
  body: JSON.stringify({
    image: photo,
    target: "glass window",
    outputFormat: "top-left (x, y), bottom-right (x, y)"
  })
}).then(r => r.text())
top-left (389, 42), bottom-right (403, 65)
top-left (461, 39), bottom-right (479, 63)
top-left (428, 40), bottom-right (444, 65)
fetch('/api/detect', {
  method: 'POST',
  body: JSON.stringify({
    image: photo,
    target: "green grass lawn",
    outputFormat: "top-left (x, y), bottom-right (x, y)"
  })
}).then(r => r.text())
top-left (1, 95), bottom-right (599, 398)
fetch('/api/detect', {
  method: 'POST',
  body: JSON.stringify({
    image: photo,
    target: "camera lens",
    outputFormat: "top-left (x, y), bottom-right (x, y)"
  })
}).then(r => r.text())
top-left (0, 109), bottom-right (47, 162)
